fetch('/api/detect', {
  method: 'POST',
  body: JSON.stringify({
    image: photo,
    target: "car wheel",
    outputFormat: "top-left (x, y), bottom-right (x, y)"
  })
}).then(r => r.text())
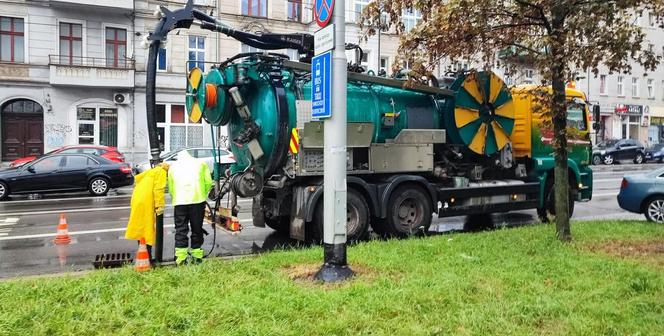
top-left (592, 155), bottom-right (602, 165)
top-left (644, 197), bottom-right (664, 223)
top-left (603, 155), bottom-right (614, 165)
top-left (0, 181), bottom-right (9, 201)
top-left (634, 153), bottom-right (644, 164)
top-left (89, 177), bottom-right (110, 196)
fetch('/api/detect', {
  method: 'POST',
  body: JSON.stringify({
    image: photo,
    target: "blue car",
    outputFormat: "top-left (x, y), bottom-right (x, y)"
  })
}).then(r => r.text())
top-left (617, 167), bottom-right (664, 222)
top-left (645, 144), bottom-right (664, 163)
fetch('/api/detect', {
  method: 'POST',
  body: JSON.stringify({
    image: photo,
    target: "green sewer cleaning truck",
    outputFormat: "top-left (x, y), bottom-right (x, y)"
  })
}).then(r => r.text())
top-left (148, 2), bottom-right (593, 242)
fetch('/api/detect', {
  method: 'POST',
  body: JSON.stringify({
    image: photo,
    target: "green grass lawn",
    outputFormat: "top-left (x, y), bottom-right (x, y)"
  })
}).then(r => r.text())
top-left (1, 220), bottom-right (663, 335)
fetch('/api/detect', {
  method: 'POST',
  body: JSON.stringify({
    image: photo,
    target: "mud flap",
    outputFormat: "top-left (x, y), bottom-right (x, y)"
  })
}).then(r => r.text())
top-left (252, 194), bottom-right (265, 228)
top-left (290, 186), bottom-right (307, 241)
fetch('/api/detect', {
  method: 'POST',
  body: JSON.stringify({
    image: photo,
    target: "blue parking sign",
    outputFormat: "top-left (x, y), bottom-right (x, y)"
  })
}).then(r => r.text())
top-left (311, 51), bottom-right (332, 119)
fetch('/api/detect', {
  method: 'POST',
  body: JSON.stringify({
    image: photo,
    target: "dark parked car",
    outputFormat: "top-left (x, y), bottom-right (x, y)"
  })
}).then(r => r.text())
top-left (645, 144), bottom-right (664, 163)
top-left (0, 154), bottom-right (134, 200)
top-left (592, 139), bottom-right (645, 165)
top-left (617, 167), bottom-right (664, 222)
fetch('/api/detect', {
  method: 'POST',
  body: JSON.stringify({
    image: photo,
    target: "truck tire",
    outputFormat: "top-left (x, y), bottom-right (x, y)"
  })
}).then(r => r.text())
top-left (376, 185), bottom-right (432, 238)
top-left (463, 213), bottom-right (495, 232)
top-left (265, 216), bottom-right (290, 233)
top-left (309, 188), bottom-right (370, 243)
top-left (537, 182), bottom-right (575, 223)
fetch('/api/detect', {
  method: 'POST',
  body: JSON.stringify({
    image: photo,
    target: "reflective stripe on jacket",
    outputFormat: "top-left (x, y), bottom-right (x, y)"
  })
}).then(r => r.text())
top-left (167, 151), bottom-right (213, 206)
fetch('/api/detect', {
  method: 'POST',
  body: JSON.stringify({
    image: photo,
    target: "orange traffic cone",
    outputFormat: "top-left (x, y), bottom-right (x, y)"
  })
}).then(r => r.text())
top-left (54, 213), bottom-right (71, 245)
top-left (134, 237), bottom-right (150, 271)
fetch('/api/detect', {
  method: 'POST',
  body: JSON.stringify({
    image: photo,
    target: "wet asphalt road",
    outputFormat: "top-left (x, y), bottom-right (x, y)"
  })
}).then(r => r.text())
top-left (0, 163), bottom-right (653, 279)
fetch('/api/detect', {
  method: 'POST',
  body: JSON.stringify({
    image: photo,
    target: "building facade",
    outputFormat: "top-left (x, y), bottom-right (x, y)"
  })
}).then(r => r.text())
top-left (0, 0), bottom-right (419, 164)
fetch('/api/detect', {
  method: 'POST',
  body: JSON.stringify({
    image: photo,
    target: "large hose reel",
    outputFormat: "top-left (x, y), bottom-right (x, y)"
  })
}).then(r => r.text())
top-left (450, 71), bottom-right (515, 156)
top-left (185, 67), bottom-right (232, 126)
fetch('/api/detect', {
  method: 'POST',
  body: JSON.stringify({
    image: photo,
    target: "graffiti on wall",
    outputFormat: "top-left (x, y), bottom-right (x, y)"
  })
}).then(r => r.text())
top-left (45, 123), bottom-right (73, 147)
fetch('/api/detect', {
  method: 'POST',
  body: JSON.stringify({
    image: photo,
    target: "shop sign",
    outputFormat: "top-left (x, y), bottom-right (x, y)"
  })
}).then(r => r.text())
top-left (615, 104), bottom-right (642, 115)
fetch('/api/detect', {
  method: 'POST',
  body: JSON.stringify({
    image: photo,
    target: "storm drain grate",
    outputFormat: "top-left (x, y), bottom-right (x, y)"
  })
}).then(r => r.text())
top-left (93, 252), bottom-right (134, 269)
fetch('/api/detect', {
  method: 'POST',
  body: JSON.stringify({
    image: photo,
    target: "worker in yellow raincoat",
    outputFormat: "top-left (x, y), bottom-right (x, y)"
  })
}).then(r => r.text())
top-left (125, 163), bottom-right (170, 255)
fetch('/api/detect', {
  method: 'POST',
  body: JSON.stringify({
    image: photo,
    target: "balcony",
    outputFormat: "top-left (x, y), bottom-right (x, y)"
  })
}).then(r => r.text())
top-left (49, 55), bottom-right (135, 88)
top-left (49, 0), bottom-right (133, 11)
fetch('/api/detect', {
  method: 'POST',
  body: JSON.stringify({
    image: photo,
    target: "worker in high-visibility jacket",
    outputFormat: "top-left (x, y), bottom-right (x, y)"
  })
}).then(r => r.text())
top-left (125, 163), bottom-right (170, 256)
top-left (168, 150), bottom-right (213, 265)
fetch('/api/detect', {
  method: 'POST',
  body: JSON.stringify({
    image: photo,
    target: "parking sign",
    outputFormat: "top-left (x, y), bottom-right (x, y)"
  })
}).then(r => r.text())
top-left (311, 51), bottom-right (332, 119)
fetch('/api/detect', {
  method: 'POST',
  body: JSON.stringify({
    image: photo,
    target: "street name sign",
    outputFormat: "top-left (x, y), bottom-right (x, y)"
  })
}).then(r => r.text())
top-left (311, 51), bottom-right (332, 119)
top-left (314, 0), bottom-right (334, 28)
top-left (314, 24), bottom-right (335, 55)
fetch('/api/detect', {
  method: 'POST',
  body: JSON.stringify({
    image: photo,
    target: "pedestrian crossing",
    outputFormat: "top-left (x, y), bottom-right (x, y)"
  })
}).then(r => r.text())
top-left (0, 217), bottom-right (19, 236)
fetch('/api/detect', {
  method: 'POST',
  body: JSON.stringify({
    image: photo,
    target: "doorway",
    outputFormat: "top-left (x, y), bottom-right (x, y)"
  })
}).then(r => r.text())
top-left (1, 99), bottom-right (44, 161)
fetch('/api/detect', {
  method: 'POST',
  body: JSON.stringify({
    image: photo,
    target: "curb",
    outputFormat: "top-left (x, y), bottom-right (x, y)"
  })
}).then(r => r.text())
top-left (590, 163), bottom-right (662, 173)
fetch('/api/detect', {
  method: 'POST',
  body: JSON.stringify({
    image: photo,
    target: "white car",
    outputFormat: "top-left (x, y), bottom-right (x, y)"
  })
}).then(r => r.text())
top-left (134, 147), bottom-right (235, 175)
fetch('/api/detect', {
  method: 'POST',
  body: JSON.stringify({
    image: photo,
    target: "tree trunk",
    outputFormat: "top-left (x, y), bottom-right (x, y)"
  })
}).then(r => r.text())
top-left (550, 8), bottom-right (572, 241)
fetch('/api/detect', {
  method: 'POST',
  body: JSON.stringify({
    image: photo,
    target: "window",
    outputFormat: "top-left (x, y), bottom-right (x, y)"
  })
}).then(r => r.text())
top-left (632, 77), bottom-right (639, 97)
top-left (648, 44), bottom-right (654, 53)
top-left (648, 79), bottom-right (654, 98)
top-left (524, 69), bottom-right (534, 84)
top-left (242, 0), bottom-right (267, 17)
top-left (77, 107), bottom-right (118, 146)
top-left (156, 103), bottom-right (204, 151)
top-left (0, 17), bottom-right (24, 63)
top-left (157, 47), bottom-right (167, 71)
top-left (105, 27), bottom-right (127, 68)
top-left (380, 56), bottom-right (389, 75)
top-left (1, 99), bottom-right (43, 114)
top-left (287, 0), bottom-right (302, 22)
top-left (354, 0), bottom-right (369, 22)
top-left (31, 157), bottom-right (62, 173)
top-left (649, 12), bottom-right (656, 27)
top-left (65, 155), bottom-right (89, 169)
top-left (567, 103), bottom-right (587, 131)
top-left (402, 9), bottom-right (422, 32)
top-left (599, 74), bottom-right (607, 95)
top-left (617, 76), bottom-right (624, 96)
top-left (662, 80), bottom-right (664, 101)
top-left (59, 22), bottom-right (82, 65)
top-left (188, 36), bottom-right (205, 71)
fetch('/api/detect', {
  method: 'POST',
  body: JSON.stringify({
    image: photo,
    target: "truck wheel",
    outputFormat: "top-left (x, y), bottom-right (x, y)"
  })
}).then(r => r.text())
top-left (634, 153), bottom-right (644, 164)
top-left (463, 213), bottom-right (495, 232)
top-left (309, 188), bottom-right (370, 243)
top-left (592, 155), bottom-right (602, 165)
top-left (537, 183), bottom-right (575, 223)
top-left (265, 216), bottom-right (290, 233)
top-left (377, 185), bottom-right (432, 238)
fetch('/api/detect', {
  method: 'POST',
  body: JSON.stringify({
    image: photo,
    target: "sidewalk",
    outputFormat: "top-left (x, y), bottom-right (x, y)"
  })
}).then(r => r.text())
top-left (591, 162), bottom-right (663, 172)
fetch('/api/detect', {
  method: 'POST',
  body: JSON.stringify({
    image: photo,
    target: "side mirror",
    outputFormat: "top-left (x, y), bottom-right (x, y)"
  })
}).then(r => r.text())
top-left (27, 167), bottom-right (35, 173)
top-left (592, 104), bottom-right (600, 123)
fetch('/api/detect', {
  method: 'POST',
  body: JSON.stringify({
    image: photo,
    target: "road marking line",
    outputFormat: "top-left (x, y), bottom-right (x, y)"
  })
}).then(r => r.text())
top-left (592, 192), bottom-right (619, 197)
top-left (0, 194), bottom-right (131, 204)
top-left (0, 206), bottom-right (132, 217)
top-left (0, 219), bottom-right (254, 241)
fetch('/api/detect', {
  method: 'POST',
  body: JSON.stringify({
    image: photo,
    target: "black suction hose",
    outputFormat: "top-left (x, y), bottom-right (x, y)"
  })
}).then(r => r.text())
top-left (146, 40), bottom-right (165, 263)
